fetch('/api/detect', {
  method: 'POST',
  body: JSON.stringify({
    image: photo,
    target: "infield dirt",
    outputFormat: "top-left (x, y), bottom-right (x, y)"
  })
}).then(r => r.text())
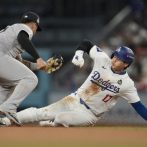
top-left (0, 126), bottom-right (147, 147)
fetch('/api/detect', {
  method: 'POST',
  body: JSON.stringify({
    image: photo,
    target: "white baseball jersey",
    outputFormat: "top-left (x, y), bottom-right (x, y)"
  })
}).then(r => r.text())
top-left (0, 24), bottom-right (33, 58)
top-left (75, 45), bottom-right (140, 116)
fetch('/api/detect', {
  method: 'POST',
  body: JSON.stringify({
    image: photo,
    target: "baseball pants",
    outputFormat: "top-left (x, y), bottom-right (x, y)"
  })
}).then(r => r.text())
top-left (3, 94), bottom-right (98, 127)
top-left (0, 53), bottom-right (38, 113)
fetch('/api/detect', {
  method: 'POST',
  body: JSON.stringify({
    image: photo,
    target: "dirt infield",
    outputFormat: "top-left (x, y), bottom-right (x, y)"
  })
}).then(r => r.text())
top-left (0, 126), bottom-right (147, 147)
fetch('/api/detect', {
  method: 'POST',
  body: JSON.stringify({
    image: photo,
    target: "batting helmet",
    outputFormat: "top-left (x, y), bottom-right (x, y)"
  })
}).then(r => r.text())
top-left (111, 46), bottom-right (134, 65)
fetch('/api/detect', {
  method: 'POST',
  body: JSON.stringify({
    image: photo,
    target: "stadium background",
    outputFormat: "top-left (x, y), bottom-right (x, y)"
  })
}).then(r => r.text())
top-left (1, 0), bottom-right (147, 125)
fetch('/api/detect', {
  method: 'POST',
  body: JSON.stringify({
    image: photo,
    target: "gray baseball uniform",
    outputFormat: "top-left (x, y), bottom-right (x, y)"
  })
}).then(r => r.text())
top-left (0, 24), bottom-right (38, 113)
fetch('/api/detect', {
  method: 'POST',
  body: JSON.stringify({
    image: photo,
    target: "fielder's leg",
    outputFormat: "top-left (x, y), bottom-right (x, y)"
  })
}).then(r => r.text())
top-left (0, 86), bottom-right (15, 105)
top-left (0, 55), bottom-right (38, 125)
top-left (0, 55), bottom-right (38, 113)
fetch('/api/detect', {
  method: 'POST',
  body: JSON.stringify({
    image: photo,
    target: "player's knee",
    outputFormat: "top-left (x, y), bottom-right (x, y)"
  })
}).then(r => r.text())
top-left (54, 114), bottom-right (62, 126)
top-left (54, 113), bottom-right (69, 127)
top-left (27, 74), bottom-right (38, 87)
top-left (32, 75), bottom-right (38, 86)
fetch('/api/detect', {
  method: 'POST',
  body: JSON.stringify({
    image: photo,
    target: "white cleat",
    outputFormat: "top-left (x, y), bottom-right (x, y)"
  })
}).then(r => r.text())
top-left (39, 120), bottom-right (54, 127)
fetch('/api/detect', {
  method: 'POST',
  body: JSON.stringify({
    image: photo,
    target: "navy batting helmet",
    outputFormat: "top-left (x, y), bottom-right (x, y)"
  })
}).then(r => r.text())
top-left (111, 46), bottom-right (134, 65)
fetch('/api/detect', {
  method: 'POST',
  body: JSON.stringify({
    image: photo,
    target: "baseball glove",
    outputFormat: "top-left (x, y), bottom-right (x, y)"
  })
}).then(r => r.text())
top-left (46, 54), bottom-right (63, 74)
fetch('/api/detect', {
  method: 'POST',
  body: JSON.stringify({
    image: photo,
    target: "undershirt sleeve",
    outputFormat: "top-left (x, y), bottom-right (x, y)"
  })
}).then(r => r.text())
top-left (76, 39), bottom-right (94, 54)
top-left (131, 101), bottom-right (147, 121)
top-left (17, 30), bottom-right (40, 60)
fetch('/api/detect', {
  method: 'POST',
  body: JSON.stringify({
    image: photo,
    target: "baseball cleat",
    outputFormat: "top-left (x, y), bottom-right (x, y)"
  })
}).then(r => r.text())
top-left (0, 109), bottom-right (21, 126)
top-left (39, 120), bottom-right (54, 127)
top-left (0, 118), bottom-right (7, 127)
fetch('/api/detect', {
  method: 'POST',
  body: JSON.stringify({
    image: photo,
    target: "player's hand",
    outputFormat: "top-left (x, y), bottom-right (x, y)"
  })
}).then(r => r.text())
top-left (36, 58), bottom-right (47, 71)
top-left (72, 50), bottom-right (84, 68)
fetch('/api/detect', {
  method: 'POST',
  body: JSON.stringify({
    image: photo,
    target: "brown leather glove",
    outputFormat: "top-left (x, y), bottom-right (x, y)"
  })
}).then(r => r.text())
top-left (46, 54), bottom-right (63, 74)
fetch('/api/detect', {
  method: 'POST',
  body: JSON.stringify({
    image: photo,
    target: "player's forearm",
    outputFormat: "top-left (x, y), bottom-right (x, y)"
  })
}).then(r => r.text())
top-left (15, 54), bottom-right (23, 62)
top-left (76, 39), bottom-right (94, 54)
top-left (22, 60), bottom-right (38, 71)
top-left (16, 54), bottom-right (38, 71)
top-left (131, 101), bottom-right (147, 121)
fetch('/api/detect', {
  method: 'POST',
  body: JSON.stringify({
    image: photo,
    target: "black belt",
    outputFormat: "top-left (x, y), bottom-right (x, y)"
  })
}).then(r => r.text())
top-left (80, 98), bottom-right (90, 109)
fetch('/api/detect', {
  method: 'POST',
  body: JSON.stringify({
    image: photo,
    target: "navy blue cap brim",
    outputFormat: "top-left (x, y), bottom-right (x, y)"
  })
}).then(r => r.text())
top-left (111, 51), bottom-right (125, 61)
top-left (37, 25), bottom-right (42, 31)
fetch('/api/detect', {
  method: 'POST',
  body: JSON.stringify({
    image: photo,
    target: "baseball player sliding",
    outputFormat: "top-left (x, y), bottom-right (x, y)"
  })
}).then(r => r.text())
top-left (1, 39), bottom-right (147, 127)
top-left (0, 12), bottom-right (63, 126)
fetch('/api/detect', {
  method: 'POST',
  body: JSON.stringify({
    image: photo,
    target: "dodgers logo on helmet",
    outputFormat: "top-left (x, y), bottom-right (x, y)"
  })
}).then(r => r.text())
top-left (111, 46), bottom-right (134, 65)
top-left (116, 47), bottom-right (121, 52)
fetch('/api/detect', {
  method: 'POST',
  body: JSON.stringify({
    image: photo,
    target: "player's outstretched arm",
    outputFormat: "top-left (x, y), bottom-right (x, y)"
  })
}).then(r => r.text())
top-left (72, 39), bottom-right (94, 67)
top-left (131, 101), bottom-right (147, 121)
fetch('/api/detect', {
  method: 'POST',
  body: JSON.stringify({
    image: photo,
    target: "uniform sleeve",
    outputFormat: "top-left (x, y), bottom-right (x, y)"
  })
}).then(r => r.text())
top-left (120, 83), bottom-right (140, 103)
top-left (76, 39), bottom-right (94, 54)
top-left (17, 31), bottom-right (40, 60)
top-left (131, 101), bottom-right (147, 121)
top-left (89, 45), bottom-right (110, 65)
top-left (89, 45), bottom-right (103, 59)
top-left (15, 24), bottom-right (33, 40)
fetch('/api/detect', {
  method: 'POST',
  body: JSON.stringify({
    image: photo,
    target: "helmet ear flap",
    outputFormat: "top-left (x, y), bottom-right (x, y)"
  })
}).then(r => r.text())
top-left (124, 64), bottom-right (130, 70)
top-left (111, 54), bottom-right (114, 59)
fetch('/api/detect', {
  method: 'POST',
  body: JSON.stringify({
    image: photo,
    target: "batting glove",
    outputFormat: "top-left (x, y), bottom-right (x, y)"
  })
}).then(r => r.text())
top-left (72, 50), bottom-right (84, 68)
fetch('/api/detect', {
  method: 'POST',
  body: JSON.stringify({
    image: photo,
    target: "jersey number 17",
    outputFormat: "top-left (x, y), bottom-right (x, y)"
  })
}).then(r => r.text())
top-left (102, 94), bottom-right (113, 103)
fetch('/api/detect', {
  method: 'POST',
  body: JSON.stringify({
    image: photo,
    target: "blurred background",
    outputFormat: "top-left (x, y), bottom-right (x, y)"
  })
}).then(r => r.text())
top-left (1, 0), bottom-right (147, 125)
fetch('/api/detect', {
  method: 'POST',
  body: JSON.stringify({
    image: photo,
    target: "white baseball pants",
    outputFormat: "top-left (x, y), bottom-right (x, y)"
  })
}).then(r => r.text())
top-left (3, 94), bottom-right (98, 127)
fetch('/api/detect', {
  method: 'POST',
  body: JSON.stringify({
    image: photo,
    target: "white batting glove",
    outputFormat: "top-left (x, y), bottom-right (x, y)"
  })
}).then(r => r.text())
top-left (72, 50), bottom-right (84, 68)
